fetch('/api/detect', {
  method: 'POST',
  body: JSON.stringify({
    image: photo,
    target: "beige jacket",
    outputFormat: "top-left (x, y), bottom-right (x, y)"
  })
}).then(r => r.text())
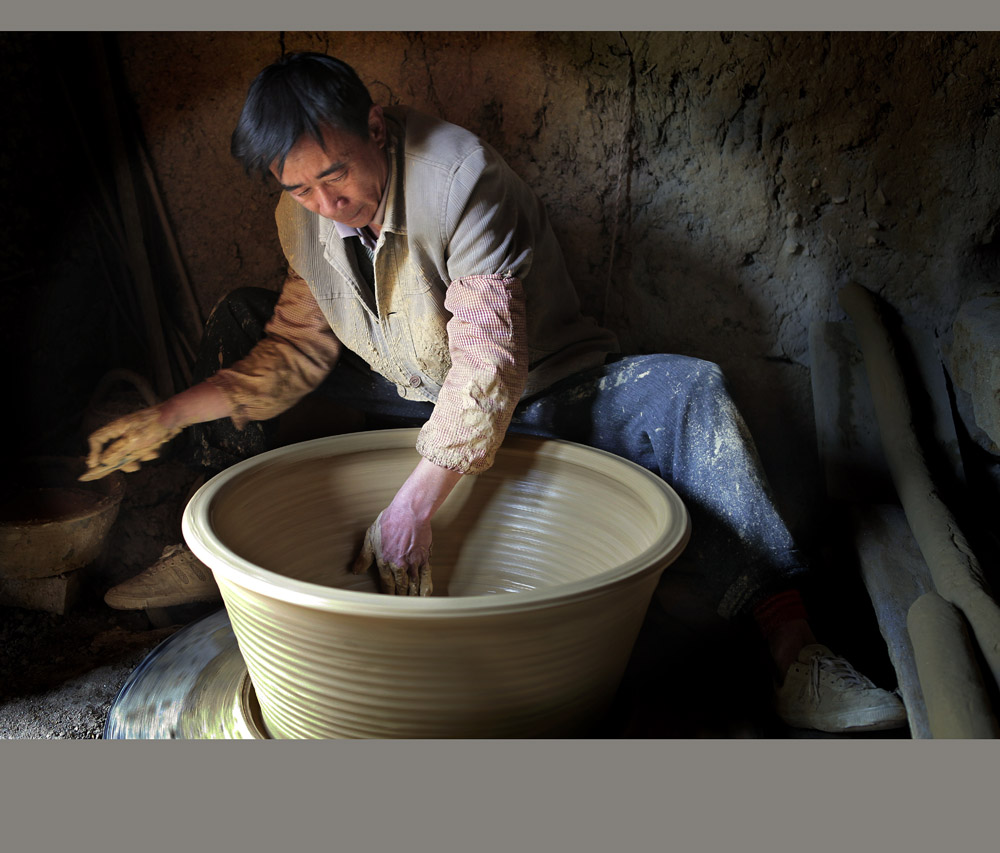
top-left (209, 106), bottom-right (618, 473)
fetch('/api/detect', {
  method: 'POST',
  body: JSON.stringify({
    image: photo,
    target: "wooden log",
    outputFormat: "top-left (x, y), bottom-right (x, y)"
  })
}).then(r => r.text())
top-left (809, 319), bottom-right (963, 736)
top-left (851, 504), bottom-right (934, 738)
top-left (809, 320), bottom-right (964, 503)
top-left (839, 282), bottom-right (1000, 692)
top-left (907, 592), bottom-right (1000, 738)
top-left (90, 34), bottom-right (175, 401)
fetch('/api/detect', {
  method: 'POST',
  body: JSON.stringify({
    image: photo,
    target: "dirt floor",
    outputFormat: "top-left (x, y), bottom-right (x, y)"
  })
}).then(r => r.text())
top-left (0, 603), bottom-right (181, 739)
top-left (0, 593), bottom-right (908, 740)
top-left (0, 454), bottom-right (205, 739)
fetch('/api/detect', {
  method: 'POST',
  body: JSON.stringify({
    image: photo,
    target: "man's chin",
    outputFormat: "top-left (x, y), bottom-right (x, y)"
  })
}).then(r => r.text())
top-left (325, 210), bottom-right (368, 228)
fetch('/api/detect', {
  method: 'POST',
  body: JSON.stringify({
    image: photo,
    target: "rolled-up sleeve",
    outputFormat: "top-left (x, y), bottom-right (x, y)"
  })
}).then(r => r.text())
top-left (205, 270), bottom-right (342, 428)
top-left (415, 273), bottom-right (528, 473)
top-left (415, 145), bottom-right (535, 473)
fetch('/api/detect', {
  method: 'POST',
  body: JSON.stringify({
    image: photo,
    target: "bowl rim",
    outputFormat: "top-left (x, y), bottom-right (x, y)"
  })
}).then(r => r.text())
top-left (182, 429), bottom-right (690, 618)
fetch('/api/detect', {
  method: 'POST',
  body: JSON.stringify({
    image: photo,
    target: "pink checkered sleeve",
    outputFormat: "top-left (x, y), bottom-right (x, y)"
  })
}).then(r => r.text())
top-left (415, 274), bottom-right (529, 474)
top-left (205, 270), bottom-right (343, 429)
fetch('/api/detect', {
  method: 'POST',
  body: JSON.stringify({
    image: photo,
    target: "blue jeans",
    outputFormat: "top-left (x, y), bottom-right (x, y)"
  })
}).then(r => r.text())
top-left (507, 355), bottom-right (807, 619)
top-left (190, 289), bottom-right (806, 619)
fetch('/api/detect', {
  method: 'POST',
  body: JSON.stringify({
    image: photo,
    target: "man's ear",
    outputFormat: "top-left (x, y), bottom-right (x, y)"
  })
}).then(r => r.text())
top-left (369, 105), bottom-right (386, 147)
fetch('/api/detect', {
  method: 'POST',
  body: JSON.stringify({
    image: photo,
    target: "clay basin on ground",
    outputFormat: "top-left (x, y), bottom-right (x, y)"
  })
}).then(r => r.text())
top-left (182, 429), bottom-right (690, 738)
top-left (0, 457), bottom-right (125, 580)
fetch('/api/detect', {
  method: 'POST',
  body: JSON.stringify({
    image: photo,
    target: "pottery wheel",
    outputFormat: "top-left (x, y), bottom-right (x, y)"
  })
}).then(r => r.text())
top-left (104, 608), bottom-right (270, 739)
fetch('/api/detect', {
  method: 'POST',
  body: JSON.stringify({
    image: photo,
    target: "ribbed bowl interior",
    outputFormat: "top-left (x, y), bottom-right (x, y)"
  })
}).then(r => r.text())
top-left (183, 429), bottom-right (689, 738)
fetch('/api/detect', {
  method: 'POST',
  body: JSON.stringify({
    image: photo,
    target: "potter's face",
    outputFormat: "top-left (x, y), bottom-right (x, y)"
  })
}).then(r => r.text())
top-left (271, 105), bottom-right (388, 228)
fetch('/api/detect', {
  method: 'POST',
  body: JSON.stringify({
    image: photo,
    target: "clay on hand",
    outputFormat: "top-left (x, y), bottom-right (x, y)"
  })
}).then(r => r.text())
top-left (80, 404), bottom-right (182, 481)
top-left (351, 511), bottom-right (433, 596)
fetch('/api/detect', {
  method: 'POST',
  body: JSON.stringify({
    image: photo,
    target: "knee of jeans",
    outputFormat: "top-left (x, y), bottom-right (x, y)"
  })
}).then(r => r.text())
top-left (649, 354), bottom-right (726, 393)
top-left (660, 358), bottom-right (736, 422)
top-left (610, 354), bottom-right (727, 414)
top-left (696, 359), bottom-right (727, 390)
top-left (195, 288), bottom-right (278, 378)
top-left (202, 289), bottom-right (280, 349)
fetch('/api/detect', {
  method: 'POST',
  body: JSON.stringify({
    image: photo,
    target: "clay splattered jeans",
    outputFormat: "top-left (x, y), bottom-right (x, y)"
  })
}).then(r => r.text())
top-left (189, 288), bottom-right (806, 619)
top-left (507, 355), bottom-right (807, 619)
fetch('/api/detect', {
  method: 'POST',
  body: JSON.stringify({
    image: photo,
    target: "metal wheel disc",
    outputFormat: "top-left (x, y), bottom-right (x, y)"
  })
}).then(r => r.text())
top-left (104, 608), bottom-right (269, 739)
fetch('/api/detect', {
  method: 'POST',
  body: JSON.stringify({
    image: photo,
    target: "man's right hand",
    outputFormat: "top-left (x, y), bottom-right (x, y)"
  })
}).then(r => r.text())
top-left (80, 381), bottom-right (232, 481)
top-left (80, 404), bottom-right (182, 481)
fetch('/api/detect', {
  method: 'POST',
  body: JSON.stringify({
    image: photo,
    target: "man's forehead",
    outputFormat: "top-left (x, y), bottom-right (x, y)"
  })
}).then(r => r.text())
top-left (271, 129), bottom-right (353, 181)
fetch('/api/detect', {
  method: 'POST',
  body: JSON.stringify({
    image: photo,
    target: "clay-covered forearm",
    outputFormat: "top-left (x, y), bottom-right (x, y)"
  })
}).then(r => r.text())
top-left (415, 274), bottom-right (529, 474)
top-left (205, 270), bottom-right (343, 429)
top-left (392, 455), bottom-right (465, 523)
top-left (157, 381), bottom-right (231, 429)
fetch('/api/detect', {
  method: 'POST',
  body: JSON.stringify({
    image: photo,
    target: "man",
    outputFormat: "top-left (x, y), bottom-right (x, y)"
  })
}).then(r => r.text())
top-left (84, 52), bottom-right (906, 734)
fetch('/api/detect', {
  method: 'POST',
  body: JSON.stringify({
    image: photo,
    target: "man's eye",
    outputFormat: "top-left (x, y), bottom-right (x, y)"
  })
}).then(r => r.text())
top-left (296, 188), bottom-right (311, 198)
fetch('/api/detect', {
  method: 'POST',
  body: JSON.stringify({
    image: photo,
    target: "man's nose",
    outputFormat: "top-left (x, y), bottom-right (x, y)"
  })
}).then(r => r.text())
top-left (316, 186), bottom-right (345, 218)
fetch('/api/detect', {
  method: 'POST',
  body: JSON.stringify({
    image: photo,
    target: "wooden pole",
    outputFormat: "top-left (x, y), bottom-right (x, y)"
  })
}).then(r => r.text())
top-left (137, 139), bottom-right (206, 344)
top-left (90, 33), bottom-right (175, 400)
top-left (840, 281), bottom-right (1000, 692)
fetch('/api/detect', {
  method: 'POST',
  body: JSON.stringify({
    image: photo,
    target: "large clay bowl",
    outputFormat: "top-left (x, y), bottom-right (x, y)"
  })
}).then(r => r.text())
top-left (0, 457), bottom-right (125, 579)
top-left (182, 429), bottom-right (689, 738)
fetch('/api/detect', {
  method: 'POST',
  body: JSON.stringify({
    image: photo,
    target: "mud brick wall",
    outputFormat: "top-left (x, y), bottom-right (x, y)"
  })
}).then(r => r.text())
top-left (6, 31), bottom-right (998, 556)
top-left (110, 32), bottom-right (1000, 543)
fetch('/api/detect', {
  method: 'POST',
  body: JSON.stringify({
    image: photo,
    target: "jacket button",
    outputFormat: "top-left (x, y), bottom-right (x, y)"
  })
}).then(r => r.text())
top-left (408, 374), bottom-right (422, 387)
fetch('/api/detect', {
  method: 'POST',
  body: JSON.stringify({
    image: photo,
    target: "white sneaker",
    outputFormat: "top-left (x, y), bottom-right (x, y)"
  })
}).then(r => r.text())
top-left (775, 644), bottom-right (908, 733)
top-left (104, 543), bottom-right (220, 610)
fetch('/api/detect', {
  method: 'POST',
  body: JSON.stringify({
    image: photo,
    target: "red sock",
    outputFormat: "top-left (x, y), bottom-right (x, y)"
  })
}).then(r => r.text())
top-left (752, 589), bottom-right (808, 640)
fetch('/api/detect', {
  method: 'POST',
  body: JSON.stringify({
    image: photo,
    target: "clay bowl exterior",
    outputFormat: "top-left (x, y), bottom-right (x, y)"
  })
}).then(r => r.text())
top-left (182, 429), bottom-right (689, 739)
top-left (0, 457), bottom-right (125, 580)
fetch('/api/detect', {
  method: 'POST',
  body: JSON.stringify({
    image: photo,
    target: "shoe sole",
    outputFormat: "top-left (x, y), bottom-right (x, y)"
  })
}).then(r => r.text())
top-left (105, 591), bottom-right (222, 610)
top-left (779, 708), bottom-right (908, 734)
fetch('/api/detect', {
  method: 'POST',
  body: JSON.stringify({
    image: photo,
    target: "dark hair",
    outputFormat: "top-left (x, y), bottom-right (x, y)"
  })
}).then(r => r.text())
top-left (231, 52), bottom-right (373, 176)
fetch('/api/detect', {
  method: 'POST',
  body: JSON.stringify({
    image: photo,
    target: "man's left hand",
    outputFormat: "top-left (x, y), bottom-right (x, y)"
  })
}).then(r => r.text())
top-left (350, 456), bottom-right (463, 597)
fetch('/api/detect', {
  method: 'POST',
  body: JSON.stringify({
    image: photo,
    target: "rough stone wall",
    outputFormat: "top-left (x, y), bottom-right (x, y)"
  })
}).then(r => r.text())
top-left (116, 31), bottom-right (1000, 542)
